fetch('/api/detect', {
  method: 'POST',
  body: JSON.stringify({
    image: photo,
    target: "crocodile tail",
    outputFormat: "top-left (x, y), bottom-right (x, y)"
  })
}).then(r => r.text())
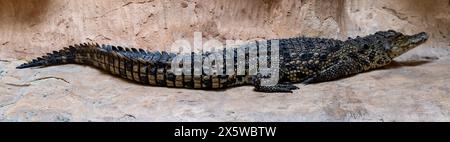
top-left (15, 43), bottom-right (178, 86)
top-left (16, 43), bottom-right (99, 69)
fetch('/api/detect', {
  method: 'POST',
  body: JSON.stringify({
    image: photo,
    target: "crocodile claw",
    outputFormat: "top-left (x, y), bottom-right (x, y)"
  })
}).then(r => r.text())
top-left (254, 83), bottom-right (299, 93)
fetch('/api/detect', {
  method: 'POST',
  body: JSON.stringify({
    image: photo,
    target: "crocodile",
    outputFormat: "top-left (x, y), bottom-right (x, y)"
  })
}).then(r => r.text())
top-left (16, 30), bottom-right (428, 93)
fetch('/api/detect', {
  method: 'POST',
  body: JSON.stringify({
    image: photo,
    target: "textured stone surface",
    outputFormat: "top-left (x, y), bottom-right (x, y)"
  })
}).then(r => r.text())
top-left (1, 0), bottom-right (450, 121)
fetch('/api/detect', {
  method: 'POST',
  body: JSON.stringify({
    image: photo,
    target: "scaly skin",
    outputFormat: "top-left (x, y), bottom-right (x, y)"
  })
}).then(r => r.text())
top-left (16, 30), bottom-right (428, 93)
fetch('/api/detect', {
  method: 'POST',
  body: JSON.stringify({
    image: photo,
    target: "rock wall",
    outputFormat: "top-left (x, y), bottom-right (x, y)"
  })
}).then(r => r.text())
top-left (0, 0), bottom-right (449, 60)
top-left (345, 0), bottom-right (450, 49)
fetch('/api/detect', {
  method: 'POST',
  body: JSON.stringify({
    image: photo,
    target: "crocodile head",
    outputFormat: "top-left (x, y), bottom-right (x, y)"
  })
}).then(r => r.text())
top-left (351, 30), bottom-right (428, 70)
top-left (376, 30), bottom-right (428, 59)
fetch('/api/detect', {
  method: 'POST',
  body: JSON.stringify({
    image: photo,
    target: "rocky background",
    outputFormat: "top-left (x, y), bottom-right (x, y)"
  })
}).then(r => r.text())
top-left (0, 0), bottom-right (449, 121)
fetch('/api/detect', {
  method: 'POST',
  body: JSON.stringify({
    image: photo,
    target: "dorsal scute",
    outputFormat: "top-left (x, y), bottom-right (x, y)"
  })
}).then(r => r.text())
top-left (143, 51), bottom-right (155, 61)
top-left (151, 51), bottom-right (162, 63)
top-left (117, 46), bottom-right (124, 51)
top-left (131, 48), bottom-right (138, 53)
top-left (159, 52), bottom-right (170, 65)
top-left (111, 45), bottom-right (118, 51)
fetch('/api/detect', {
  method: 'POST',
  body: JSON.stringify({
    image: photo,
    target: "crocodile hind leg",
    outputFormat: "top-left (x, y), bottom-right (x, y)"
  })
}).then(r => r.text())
top-left (252, 74), bottom-right (299, 93)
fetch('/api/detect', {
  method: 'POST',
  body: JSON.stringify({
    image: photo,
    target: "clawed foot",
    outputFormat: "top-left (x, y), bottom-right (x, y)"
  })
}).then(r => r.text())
top-left (254, 82), bottom-right (299, 93)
